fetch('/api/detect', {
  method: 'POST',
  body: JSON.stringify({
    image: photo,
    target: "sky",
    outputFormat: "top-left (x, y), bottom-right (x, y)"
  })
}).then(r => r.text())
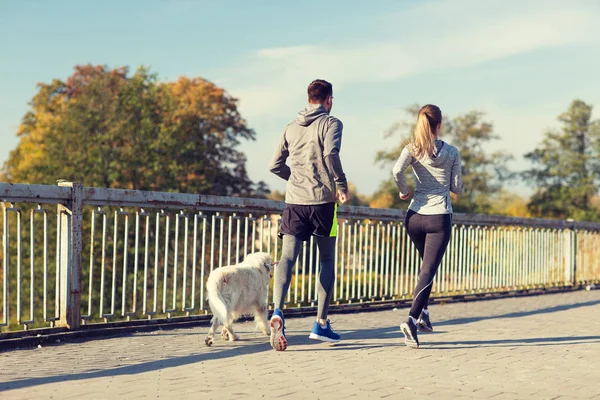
top-left (1, 0), bottom-right (600, 197)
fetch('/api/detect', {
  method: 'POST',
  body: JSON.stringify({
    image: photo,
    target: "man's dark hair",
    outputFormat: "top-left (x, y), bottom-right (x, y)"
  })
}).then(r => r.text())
top-left (307, 79), bottom-right (333, 103)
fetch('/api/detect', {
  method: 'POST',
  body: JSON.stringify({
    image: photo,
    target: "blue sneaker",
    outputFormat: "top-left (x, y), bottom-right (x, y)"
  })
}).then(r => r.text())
top-left (270, 308), bottom-right (288, 351)
top-left (309, 320), bottom-right (341, 343)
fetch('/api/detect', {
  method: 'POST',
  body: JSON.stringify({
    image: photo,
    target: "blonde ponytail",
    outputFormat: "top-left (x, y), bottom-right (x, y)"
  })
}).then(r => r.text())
top-left (410, 104), bottom-right (442, 160)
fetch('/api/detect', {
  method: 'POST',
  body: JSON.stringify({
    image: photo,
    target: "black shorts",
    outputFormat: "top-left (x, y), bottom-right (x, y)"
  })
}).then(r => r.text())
top-left (279, 203), bottom-right (338, 241)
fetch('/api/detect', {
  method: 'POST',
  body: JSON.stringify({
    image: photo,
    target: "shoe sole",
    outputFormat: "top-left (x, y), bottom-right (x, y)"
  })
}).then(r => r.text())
top-left (270, 317), bottom-right (287, 351)
top-left (309, 332), bottom-right (341, 343)
top-left (400, 323), bottom-right (419, 349)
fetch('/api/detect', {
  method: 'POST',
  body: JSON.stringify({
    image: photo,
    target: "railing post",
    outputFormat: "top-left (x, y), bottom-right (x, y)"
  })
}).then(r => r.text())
top-left (571, 220), bottom-right (577, 287)
top-left (57, 182), bottom-right (84, 329)
top-left (566, 219), bottom-right (577, 287)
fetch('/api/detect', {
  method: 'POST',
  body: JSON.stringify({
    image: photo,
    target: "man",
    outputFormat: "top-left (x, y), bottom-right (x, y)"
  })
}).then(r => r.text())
top-left (268, 79), bottom-right (350, 351)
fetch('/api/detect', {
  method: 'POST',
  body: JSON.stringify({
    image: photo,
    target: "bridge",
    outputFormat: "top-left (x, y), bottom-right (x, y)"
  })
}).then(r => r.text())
top-left (1, 290), bottom-right (599, 399)
top-left (1, 182), bottom-right (599, 399)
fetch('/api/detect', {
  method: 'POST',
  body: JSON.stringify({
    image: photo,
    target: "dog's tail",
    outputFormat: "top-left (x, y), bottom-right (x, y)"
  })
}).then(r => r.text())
top-left (206, 275), bottom-right (229, 324)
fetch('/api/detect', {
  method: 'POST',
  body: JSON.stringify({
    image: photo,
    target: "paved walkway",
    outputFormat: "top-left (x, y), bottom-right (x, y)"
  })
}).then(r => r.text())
top-left (1, 291), bottom-right (599, 400)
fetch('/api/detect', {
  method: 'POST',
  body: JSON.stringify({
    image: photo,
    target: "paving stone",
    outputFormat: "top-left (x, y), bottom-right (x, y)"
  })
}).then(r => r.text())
top-left (1, 291), bottom-right (599, 399)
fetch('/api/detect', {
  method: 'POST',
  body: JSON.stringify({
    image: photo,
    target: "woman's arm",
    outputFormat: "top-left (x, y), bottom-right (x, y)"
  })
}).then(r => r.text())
top-left (450, 150), bottom-right (463, 195)
top-left (392, 146), bottom-right (413, 198)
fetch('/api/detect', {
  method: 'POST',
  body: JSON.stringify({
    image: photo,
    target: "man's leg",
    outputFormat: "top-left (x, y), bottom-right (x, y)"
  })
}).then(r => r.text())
top-left (308, 235), bottom-right (341, 343)
top-left (270, 234), bottom-right (302, 351)
top-left (272, 234), bottom-right (303, 310)
top-left (315, 236), bottom-right (336, 321)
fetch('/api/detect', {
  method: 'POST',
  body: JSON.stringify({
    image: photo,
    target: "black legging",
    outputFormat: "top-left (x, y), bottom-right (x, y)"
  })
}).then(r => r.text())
top-left (405, 210), bottom-right (452, 319)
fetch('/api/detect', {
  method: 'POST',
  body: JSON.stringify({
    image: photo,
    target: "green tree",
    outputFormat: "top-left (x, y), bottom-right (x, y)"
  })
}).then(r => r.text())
top-left (449, 111), bottom-right (513, 213)
top-left (374, 105), bottom-right (512, 213)
top-left (2, 64), bottom-right (267, 197)
top-left (372, 105), bottom-right (420, 210)
top-left (523, 99), bottom-right (600, 220)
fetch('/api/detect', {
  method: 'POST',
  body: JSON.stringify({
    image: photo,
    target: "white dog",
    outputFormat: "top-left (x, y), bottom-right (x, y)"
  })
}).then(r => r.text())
top-left (204, 252), bottom-right (275, 346)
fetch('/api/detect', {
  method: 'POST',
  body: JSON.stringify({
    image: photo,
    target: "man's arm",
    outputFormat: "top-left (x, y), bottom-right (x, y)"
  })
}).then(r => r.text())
top-left (269, 131), bottom-right (291, 181)
top-left (323, 118), bottom-right (349, 194)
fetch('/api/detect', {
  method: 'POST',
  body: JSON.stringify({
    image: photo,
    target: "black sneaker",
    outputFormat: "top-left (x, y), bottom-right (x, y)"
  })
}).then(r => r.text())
top-left (400, 318), bottom-right (420, 349)
top-left (417, 311), bottom-right (433, 332)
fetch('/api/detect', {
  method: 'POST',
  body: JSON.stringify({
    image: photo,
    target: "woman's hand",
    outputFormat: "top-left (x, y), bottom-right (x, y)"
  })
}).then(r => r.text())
top-left (399, 192), bottom-right (411, 201)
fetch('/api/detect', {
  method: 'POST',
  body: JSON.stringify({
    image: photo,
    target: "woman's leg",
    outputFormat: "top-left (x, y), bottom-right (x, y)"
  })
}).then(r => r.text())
top-left (406, 210), bottom-right (429, 310)
top-left (401, 213), bottom-right (451, 348)
top-left (408, 214), bottom-right (452, 319)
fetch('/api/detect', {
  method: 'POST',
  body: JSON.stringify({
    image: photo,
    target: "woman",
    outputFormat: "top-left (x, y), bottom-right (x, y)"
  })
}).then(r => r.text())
top-left (392, 104), bottom-right (462, 349)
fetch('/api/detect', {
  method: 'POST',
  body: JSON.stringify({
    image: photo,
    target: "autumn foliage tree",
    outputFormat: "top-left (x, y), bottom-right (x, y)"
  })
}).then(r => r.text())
top-left (2, 65), bottom-right (267, 197)
top-left (0, 66), bottom-right (270, 327)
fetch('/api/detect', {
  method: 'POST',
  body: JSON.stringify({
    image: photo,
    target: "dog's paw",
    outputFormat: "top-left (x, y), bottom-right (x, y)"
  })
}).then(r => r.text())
top-left (262, 329), bottom-right (270, 336)
top-left (221, 329), bottom-right (230, 341)
top-left (230, 333), bottom-right (240, 341)
top-left (205, 336), bottom-right (213, 347)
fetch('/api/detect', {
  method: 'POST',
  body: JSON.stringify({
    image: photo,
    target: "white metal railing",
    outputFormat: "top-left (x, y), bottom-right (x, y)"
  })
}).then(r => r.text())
top-left (1, 182), bottom-right (599, 334)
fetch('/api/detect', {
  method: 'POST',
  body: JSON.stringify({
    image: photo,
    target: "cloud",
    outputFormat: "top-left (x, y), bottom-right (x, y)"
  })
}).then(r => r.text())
top-left (226, 0), bottom-right (598, 119)
top-left (219, 0), bottom-right (600, 196)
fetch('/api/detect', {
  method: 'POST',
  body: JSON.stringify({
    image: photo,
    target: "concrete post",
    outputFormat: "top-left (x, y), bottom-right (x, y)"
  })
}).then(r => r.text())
top-left (57, 182), bottom-right (84, 329)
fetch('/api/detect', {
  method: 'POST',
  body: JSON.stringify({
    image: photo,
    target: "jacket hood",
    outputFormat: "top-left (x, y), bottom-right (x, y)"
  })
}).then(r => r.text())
top-left (414, 140), bottom-right (452, 167)
top-left (296, 104), bottom-right (328, 126)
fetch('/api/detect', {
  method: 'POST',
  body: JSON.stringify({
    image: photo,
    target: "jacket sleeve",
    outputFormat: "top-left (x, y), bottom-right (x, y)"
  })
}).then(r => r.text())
top-left (269, 130), bottom-right (291, 181)
top-left (323, 118), bottom-right (349, 193)
top-left (392, 146), bottom-right (413, 196)
top-left (450, 150), bottom-right (463, 195)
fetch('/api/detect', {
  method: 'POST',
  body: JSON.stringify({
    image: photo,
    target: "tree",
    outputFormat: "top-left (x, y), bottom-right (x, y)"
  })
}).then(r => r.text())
top-left (488, 190), bottom-right (532, 218)
top-left (523, 99), bottom-right (600, 220)
top-left (0, 65), bottom-right (274, 327)
top-left (374, 105), bottom-right (512, 214)
top-left (2, 64), bottom-right (267, 197)
top-left (372, 105), bottom-right (421, 210)
top-left (267, 190), bottom-right (285, 202)
top-left (449, 111), bottom-right (513, 213)
top-left (344, 182), bottom-right (370, 207)
top-left (369, 179), bottom-right (406, 209)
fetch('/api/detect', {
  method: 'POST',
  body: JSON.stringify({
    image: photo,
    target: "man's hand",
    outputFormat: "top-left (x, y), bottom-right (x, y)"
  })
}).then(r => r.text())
top-left (338, 189), bottom-right (351, 204)
top-left (399, 192), bottom-right (411, 201)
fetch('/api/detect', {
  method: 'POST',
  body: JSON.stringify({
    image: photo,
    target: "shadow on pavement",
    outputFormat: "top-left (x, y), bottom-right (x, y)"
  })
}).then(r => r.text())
top-left (1, 339), bottom-right (273, 392)
top-left (0, 325), bottom-right (404, 392)
top-left (426, 335), bottom-right (600, 349)
top-left (435, 299), bottom-right (600, 327)
top-left (3, 298), bottom-right (598, 391)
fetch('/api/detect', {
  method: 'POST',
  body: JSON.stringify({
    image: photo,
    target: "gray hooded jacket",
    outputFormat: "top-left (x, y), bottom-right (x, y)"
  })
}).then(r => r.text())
top-left (392, 140), bottom-right (463, 215)
top-left (269, 104), bottom-right (348, 205)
